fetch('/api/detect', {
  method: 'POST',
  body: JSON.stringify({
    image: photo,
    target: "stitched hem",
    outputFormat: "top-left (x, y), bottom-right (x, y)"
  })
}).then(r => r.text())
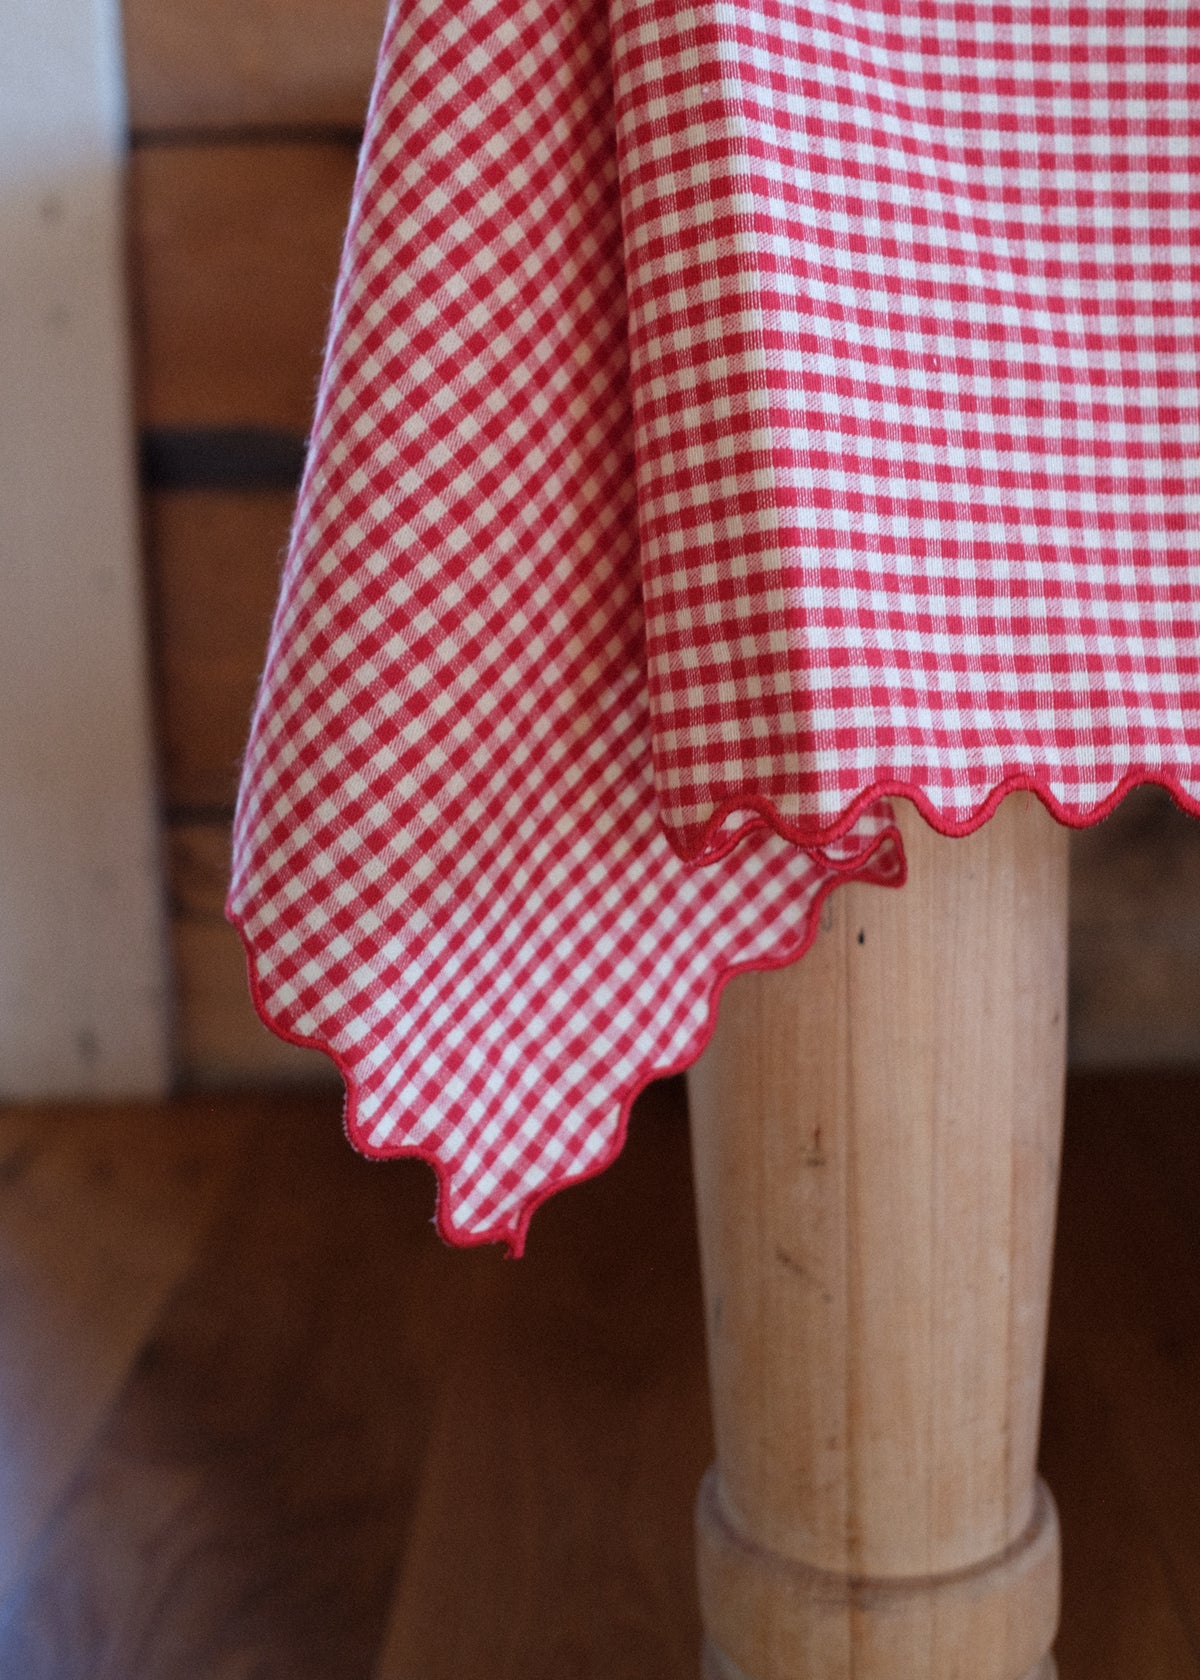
top-left (670, 768), bottom-right (1200, 865)
top-left (225, 815), bottom-right (903, 1256)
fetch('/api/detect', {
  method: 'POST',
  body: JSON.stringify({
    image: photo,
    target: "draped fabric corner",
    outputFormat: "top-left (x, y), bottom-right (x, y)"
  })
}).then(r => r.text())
top-left (228, 0), bottom-right (1200, 1249)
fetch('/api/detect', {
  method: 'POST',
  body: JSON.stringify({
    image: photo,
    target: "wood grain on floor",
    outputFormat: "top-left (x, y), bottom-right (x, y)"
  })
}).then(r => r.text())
top-left (0, 1104), bottom-right (246, 1609)
top-left (0, 1074), bottom-right (1195, 1678)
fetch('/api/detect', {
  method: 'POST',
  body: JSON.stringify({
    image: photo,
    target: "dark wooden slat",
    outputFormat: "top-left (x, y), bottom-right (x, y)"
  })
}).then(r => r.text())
top-left (145, 489), bottom-right (292, 812)
top-left (166, 820), bottom-right (339, 1087)
top-left (142, 427), bottom-right (306, 492)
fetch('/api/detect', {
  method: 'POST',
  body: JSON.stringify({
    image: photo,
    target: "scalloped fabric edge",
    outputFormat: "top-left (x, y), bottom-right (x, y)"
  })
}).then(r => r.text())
top-left (228, 808), bottom-right (905, 1256)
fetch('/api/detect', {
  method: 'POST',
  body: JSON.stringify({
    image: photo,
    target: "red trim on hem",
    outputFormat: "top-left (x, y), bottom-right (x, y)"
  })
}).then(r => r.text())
top-left (225, 819), bottom-right (904, 1257)
top-left (226, 764), bottom-right (1200, 1255)
top-left (671, 769), bottom-right (1200, 866)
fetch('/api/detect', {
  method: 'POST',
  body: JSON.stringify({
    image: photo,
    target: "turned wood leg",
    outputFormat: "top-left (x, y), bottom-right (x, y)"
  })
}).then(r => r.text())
top-left (686, 795), bottom-right (1068, 1680)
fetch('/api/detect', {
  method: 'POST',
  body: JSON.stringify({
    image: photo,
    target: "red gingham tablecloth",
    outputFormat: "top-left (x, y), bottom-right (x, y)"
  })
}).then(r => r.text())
top-left (228, 0), bottom-right (1200, 1251)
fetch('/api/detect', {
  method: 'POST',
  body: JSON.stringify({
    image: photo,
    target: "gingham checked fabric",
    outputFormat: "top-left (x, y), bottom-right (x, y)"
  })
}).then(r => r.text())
top-left (228, 0), bottom-right (1200, 1250)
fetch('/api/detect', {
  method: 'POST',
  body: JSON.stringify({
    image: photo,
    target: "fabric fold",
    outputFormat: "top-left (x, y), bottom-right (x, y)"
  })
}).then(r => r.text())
top-left (226, 0), bottom-right (904, 1251)
top-left (230, 0), bottom-right (1200, 1249)
top-left (609, 0), bottom-right (1200, 858)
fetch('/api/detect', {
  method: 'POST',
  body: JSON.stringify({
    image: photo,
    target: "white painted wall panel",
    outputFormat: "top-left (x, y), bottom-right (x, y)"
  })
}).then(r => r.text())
top-left (0, 0), bottom-right (171, 1095)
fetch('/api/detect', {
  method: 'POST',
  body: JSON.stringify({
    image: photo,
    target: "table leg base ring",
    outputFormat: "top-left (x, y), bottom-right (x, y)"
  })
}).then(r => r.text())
top-left (703, 1646), bottom-right (1056, 1680)
top-left (696, 1467), bottom-right (1060, 1680)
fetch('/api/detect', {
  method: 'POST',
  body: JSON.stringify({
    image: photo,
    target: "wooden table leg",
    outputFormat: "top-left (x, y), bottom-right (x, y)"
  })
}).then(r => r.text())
top-left (686, 795), bottom-right (1068, 1680)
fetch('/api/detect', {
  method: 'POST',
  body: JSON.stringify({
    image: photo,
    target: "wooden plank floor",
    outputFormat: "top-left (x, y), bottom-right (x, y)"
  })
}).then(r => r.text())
top-left (0, 1072), bottom-right (1195, 1678)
